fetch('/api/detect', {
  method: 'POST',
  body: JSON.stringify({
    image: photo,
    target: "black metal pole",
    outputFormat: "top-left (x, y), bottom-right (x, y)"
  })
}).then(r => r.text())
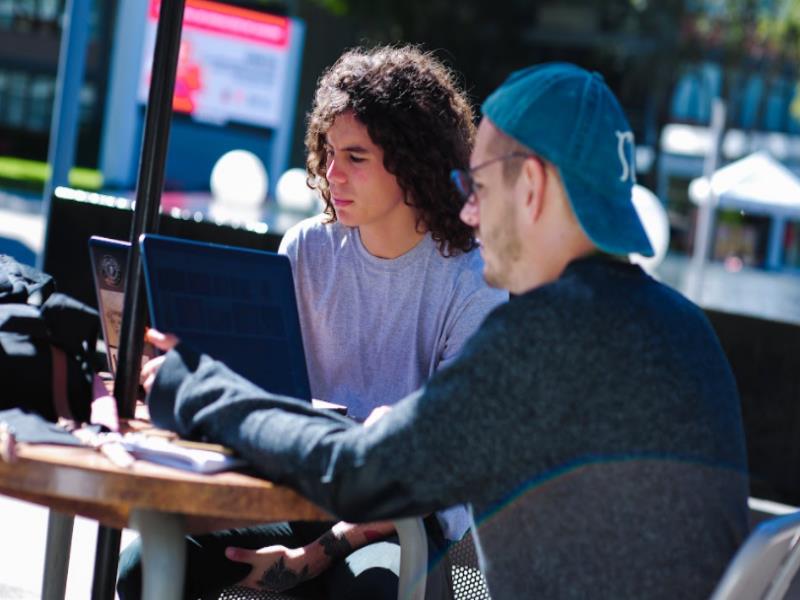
top-left (90, 526), bottom-right (122, 600)
top-left (94, 3), bottom-right (186, 599)
top-left (114, 0), bottom-right (186, 418)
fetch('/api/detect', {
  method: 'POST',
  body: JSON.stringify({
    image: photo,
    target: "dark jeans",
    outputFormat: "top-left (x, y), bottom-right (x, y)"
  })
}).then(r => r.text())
top-left (117, 518), bottom-right (453, 600)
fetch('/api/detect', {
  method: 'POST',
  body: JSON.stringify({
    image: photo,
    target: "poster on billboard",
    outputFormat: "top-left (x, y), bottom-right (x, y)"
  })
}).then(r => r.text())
top-left (138, 0), bottom-right (294, 129)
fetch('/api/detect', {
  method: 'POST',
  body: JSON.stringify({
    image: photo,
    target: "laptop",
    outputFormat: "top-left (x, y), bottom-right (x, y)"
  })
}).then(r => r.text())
top-left (88, 236), bottom-right (156, 375)
top-left (139, 233), bottom-right (312, 401)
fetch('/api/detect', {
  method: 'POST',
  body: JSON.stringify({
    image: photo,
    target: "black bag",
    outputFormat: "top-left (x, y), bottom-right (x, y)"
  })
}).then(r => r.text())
top-left (0, 255), bottom-right (99, 422)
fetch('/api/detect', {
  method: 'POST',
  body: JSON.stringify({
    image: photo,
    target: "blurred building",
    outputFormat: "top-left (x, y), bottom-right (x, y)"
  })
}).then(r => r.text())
top-left (657, 1), bottom-right (800, 269)
top-left (0, 0), bottom-right (292, 182)
top-left (0, 0), bottom-right (115, 164)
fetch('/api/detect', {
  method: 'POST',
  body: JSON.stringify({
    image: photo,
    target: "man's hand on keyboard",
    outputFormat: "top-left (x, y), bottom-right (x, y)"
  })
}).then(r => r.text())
top-left (364, 405), bottom-right (393, 427)
top-left (140, 329), bottom-right (179, 394)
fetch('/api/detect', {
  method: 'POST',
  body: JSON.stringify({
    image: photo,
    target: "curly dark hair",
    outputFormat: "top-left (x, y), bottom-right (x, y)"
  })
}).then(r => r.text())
top-left (305, 45), bottom-right (477, 255)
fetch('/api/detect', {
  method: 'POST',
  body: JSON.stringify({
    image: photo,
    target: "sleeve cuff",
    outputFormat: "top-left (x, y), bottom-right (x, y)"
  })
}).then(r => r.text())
top-left (146, 343), bottom-right (198, 434)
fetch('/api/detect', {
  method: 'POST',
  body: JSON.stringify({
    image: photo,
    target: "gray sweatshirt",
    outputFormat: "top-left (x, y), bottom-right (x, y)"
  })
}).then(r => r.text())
top-left (278, 217), bottom-right (507, 540)
top-left (278, 217), bottom-right (507, 420)
top-left (150, 255), bottom-right (749, 599)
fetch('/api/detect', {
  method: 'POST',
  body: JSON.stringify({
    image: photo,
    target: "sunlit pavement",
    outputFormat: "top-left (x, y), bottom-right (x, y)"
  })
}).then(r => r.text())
top-left (658, 254), bottom-right (800, 326)
top-left (0, 496), bottom-right (137, 599)
top-left (0, 192), bottom-right (44, 265)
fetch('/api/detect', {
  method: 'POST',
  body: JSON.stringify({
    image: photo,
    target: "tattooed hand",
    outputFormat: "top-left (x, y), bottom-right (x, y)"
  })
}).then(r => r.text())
top-left (318, 528), bottom-right (353, 559)
top-left (225, 545), bottom-right (322, 592)
top-left (225, 521), bottom-right (394, 591)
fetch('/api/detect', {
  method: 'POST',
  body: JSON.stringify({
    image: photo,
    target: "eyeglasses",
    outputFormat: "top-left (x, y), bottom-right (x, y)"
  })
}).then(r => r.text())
top-left (450, 152), bottom-right (538, 202)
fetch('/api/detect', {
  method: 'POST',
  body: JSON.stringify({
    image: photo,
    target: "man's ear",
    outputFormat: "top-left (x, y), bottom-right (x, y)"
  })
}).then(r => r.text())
top-left (520, 157), bottom-right (546, 223)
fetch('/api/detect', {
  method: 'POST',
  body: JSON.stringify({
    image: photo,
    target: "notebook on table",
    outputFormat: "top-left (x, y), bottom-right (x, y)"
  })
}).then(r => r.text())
top-left (120, 433), bottom-right (247, 474)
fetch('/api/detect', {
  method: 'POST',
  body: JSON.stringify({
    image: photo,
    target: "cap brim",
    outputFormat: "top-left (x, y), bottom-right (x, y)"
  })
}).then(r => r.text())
top-left (560, 167), bottom-right (655, 258)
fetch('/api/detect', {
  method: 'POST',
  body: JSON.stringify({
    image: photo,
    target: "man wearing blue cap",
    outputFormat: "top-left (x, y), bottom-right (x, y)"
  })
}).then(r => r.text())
top-left (146, 63), bottom-right (749, 598)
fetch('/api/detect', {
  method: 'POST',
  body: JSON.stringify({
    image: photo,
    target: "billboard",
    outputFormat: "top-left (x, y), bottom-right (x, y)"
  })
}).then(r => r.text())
top-left (138, 0), bottom-right (294, 129)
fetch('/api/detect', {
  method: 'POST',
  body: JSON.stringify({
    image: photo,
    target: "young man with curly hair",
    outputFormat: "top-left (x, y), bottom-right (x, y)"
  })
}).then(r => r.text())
top-left (117, 46), bottom-right (506, 600)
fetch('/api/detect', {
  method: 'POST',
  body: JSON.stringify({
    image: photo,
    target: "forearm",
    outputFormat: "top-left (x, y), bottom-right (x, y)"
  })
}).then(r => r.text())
top-left (151, 343), bottom-right (495, 521)
top-left (329, 520), bottom-right (396, 553)
top-left (303, 520), bottom-right (396, 571)
top-left (148, 343), bottom-right (349, 434)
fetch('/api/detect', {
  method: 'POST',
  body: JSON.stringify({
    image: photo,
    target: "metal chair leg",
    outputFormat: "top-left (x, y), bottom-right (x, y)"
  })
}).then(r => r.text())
top-left (394, 517), bottom-right (428, 600)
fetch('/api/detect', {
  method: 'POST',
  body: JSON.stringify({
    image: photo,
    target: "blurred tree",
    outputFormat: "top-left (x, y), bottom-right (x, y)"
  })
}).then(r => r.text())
top-left (682, 0), bottom-right (800, 128)
top-left (299, 0), bottom-right (688, 147)
top-left (753, 0), bottom-right (800, 124)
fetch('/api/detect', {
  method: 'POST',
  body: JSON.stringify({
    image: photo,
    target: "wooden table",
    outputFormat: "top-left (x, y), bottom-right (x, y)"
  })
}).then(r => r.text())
top-left (0, 420), bottom-right (428, 600)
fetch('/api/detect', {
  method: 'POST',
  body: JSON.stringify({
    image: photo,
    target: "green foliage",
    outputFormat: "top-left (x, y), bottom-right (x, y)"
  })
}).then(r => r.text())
top-left (756, 0), bottom-right (800, 53)
top-left (309, 0), bottom-right (348, 15)
top-left (682, 0), bottom-right (800, 122)
top-left (0, 156), bottom-right (102, 192)
top-left (301, 0), bottom-right (687, 129)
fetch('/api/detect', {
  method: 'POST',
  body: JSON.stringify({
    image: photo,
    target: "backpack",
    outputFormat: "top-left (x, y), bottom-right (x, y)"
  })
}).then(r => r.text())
top-left (0, 255), bottom-right (99, 422)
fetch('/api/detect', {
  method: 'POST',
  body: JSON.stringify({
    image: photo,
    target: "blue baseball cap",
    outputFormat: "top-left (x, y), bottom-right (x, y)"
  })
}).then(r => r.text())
top-left (481, 63), bottom-right (654, 257)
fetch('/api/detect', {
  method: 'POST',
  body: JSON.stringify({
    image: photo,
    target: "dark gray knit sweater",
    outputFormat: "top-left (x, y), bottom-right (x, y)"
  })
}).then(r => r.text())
top-left (150, 255), bottom-right (749, 599)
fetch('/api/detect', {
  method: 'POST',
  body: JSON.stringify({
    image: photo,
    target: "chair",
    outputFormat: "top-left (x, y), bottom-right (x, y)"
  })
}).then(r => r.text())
top-left (711, 511), bottom-right (800, 600)
top-left (216, 587), bottom-right (291, 600)
top-left (445, 530), bottom-right (491, 600)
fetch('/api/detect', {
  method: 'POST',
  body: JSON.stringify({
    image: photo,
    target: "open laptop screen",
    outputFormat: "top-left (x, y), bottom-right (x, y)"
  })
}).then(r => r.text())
top-left (89, 236), bottom-right (155, 375)
top-left (140, 233), bottom-right (311, 401)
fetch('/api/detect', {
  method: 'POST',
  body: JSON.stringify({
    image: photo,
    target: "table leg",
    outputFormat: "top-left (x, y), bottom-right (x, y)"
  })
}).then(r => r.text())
top-left (394, 517), bottom-right (427, 600)
top-left (91, 526), bottom-right (121, 600)
top-left (129, 509), bottom-right (186, 600)
top-left (42, 510), bottom-right (74, 600)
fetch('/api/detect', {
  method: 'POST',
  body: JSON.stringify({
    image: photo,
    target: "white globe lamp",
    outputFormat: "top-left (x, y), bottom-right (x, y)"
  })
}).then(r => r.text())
top-left (276, 168), bottom-right (322, 213)
top-left (629, 184), bottom-right (670, 274)
top-left (209, 150), bottom-right (268, 209)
